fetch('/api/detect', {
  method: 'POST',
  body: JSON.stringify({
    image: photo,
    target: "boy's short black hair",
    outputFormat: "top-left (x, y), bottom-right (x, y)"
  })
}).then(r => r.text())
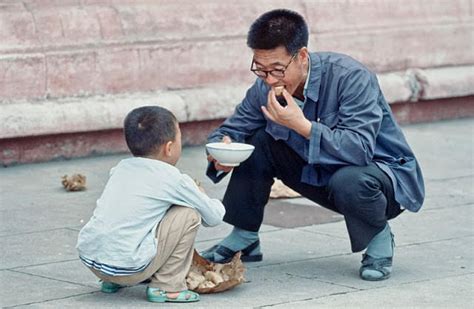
top-left (247, 9), bottom-right (309, 55)
top-left (123, 106), bottom-right (177, 157)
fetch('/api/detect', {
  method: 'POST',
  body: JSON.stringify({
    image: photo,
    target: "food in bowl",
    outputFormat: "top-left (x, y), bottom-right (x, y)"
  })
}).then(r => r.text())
top-left (205, 142), bottom-right (255, 167)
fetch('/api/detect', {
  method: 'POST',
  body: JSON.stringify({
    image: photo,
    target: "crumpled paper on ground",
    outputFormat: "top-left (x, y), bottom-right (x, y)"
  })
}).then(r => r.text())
top-left (61, 174), bottom-right (87, 191)
top-left (270, 178), bottom-right (300, 199)
top-left (186, 250), bottom-right (245, 294)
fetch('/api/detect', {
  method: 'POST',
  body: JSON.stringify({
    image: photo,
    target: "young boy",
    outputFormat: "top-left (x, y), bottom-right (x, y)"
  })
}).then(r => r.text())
top-left (76, 106), bottom-right (225, 303)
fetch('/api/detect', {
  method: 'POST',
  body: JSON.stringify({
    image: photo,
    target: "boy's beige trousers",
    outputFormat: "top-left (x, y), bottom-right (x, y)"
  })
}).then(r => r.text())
top-left (89, 205), bottom-right (201, 292)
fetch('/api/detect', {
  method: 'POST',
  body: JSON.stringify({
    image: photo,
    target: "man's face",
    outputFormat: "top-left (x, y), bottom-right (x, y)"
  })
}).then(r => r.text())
top-left (252, 46), bottom-right (308, 96)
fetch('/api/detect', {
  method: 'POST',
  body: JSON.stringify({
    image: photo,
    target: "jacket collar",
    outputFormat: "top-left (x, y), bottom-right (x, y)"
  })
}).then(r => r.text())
top-left (306, 52), bottom-right (321, 103)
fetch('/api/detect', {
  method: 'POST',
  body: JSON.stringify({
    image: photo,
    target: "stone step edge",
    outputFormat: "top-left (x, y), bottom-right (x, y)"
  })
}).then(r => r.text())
top-left (1, 65), bottom-right (473, 139)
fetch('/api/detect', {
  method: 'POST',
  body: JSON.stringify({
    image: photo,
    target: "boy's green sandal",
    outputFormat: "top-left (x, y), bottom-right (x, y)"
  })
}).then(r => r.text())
top-left (146, 287), bottom-right (200, 303)
top-left (101, 281), bottom-right (124, 293)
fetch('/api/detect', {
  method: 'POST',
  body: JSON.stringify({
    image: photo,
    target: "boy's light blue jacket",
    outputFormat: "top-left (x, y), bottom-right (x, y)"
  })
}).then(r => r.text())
top-left (77, 157), bottom-right (225, 273)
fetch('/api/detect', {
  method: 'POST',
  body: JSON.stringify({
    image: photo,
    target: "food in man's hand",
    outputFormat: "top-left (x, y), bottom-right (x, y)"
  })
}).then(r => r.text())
top-left (274, 86), bottom-right (284, 96)
top-left (61, 174), bottom-right (87, 191)
top-left (274, 86), bottom-right (287, 107)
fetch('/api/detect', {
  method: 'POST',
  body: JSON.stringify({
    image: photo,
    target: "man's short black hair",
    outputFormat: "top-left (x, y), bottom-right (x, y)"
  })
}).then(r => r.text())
top-left (123, 106), bottom-right (177, 157)
top-left (247, 9), bottom-right (309, 55)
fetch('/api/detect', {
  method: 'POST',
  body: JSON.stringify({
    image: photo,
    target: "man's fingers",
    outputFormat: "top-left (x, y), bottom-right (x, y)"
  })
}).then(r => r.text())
top-left (222, 136), bottom-right (232, 144)
top-left (269, 88), bottom-right (287, 113)
top-left (215, 162), bottom-right (233, 173)
top-left (261, 106), bottom-right (275, 122)
top-left (209, 155), bottom-right (233, 172)
top-left (281, 88), bottom-right (296, 107)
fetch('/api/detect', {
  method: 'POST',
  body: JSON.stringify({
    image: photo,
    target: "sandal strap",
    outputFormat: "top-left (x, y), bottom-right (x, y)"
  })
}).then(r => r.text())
top-left (148, 288), bottom-right (199, 302)
top-left (215, 239), bottom-right (260, 261)
top-left (168, 290), bottom-right (199, 301)
top-left (215, 245), bottom-right (236, 260)
top-left (361, 254), bottom-right (393, 275)
top-left (242, 239), bottom-right (260, 256)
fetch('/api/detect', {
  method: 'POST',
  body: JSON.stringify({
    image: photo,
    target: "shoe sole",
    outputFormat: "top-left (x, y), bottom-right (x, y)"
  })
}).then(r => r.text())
top-left (148, 297), bottom-right (200, 303)
top-left (100, 282), bottom-right (123, 293)
top-left (101, 287), bottom-right (121, 293)
top-left (360, 273), bottom-right (391, 281)
top-left (241, 254), bottom-right (263, 262)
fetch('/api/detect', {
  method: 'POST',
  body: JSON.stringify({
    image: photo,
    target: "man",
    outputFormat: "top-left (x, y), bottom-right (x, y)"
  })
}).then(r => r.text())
top-left (202, 9), bottom-right (424, 281)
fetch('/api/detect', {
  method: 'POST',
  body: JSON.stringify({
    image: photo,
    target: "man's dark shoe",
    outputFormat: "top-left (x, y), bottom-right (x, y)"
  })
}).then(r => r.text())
top-left (201, 239), bottom-right (263, 263)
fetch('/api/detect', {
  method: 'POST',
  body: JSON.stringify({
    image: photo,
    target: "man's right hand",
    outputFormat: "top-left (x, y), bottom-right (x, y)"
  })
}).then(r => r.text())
top-left (207, 136), bottom-right (234, 173)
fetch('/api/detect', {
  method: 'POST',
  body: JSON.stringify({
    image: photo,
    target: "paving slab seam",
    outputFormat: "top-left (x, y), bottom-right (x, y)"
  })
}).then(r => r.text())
top-left (294, 227), bottom-right (347, 239)
top-left (195, 227), bottom-right (285, 244)
top-left (256, 273), bottom-right (474, 308)
top-left (256, 289), bottom-right (361, 308)
top-left (64, 226), bottom-right (83, 232)
top-left (3, 258), bottom-right (78, 271)
top-left (282, 272), bottom-right (362, 291)
top-left (393, 272), bottom-right (474, 286)
top-left (426, 174), bottom-right (474, 182)
top-left (0, 227), bottom-right (77, 238)
top-left (438, 202), bottom-right (474, 208)
top-left (246, 252), bottom-right (353, 270)
top-left (7, 269), bottom-right (97, 289)
top-left (3, 291), bottom-right (101, 309)
top-left (399, 234), bottom-right (474, 248)
top-left (420, 203), bottom-right (474, 212)
top-left (247, 234), bottom-right (473, 270)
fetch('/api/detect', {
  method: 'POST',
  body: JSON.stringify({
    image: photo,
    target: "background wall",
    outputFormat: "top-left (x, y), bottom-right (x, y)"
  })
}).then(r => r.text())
top-left (1, 0), bottom-right (473, 165)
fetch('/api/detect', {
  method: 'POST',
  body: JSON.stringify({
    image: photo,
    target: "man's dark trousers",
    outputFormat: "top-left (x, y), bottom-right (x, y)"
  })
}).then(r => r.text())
top-left (222, 129), bottom-right (403, 252)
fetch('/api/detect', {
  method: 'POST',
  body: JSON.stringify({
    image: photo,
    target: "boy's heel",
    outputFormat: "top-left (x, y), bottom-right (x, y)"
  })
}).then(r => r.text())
top-left (101, 281), bottom-right (124, 293)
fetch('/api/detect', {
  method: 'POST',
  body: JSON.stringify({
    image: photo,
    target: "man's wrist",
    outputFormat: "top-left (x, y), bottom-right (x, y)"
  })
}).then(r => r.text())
top-left (295, 119), bottom-right (312, 139)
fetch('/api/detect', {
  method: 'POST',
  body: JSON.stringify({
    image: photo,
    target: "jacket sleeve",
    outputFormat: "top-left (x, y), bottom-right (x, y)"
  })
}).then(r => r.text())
top-left (307, 69), bottom-right (383, 166)
top-left (176, 174), bottom-right (226, 227)
top-left (207, 80), bottom-right (267, 143)
top-left (206, 80), bottom-right (267, 183)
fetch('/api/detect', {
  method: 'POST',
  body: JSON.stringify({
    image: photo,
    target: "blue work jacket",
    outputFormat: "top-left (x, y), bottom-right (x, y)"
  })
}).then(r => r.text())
top-left (207, 52), bottom-right (424, 212)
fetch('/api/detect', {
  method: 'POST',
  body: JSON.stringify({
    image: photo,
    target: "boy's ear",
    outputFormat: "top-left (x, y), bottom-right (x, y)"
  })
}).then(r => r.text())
top-left (164, 141), bottom-right (173, 156)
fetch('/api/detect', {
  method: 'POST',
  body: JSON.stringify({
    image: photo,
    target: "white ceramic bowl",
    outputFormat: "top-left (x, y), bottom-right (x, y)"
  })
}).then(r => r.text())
top-left (206, 142), bottom-right (255, 167)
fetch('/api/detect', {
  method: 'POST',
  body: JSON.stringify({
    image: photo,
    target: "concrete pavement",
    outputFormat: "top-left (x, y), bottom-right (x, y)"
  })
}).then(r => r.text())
top-left (1, 118), bottom-right (473, 308)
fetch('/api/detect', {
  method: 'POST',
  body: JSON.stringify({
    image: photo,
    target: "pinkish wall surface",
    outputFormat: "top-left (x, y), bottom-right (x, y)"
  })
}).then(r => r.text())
top-left (1, 0), bottom-right (473, 100)
top-left (0, 0), bottom-right (473, 165)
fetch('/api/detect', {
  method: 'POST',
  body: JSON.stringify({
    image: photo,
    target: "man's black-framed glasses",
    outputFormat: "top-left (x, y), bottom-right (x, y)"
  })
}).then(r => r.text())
top-left (250, 52), bottom-right (298, 79)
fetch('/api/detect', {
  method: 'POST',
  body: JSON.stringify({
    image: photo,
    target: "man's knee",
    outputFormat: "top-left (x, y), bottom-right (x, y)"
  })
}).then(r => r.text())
top-left (329, 166), bottom-right (361, 192)
top-left (328, 166), bottom-right (377, 209)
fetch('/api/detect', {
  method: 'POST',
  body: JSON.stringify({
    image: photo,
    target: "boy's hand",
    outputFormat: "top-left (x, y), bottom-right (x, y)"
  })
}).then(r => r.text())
top-left (194, 179), bottom-right (206, 193)
top-left (207, 136), bottom-right (234, 173)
